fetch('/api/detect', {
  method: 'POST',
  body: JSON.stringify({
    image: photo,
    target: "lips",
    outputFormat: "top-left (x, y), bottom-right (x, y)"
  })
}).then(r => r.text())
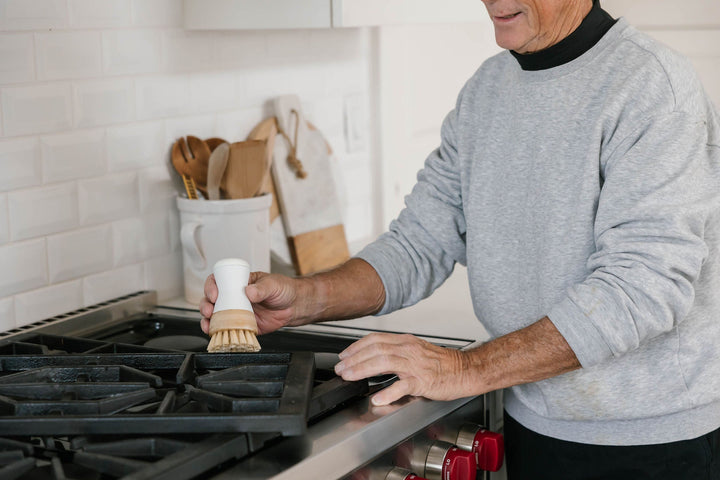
top-left (494, 12), bottom-right (521, 21)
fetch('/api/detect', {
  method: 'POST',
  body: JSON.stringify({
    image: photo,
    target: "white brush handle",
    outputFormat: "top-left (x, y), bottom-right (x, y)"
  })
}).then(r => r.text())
top-left (213, 258), bottom-right (253, 313)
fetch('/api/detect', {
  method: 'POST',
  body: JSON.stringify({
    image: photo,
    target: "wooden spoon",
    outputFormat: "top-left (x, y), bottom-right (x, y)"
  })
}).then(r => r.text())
top-left (183, 136), bottom-right (211, 195)
top-left (205, 137), bottom-right (228, 152)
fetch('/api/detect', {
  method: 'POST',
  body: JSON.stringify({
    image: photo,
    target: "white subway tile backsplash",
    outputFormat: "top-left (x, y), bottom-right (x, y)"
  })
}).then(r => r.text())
top-left (243, 67), bottom-right (300, 107)
top-left (0, 20), bottom-right (376, 316)
top-left (15, 280), bottom-right (83, 326)
top-left (306, 96), bottom-right (344, 137)
top-left (79, 172), bottom-right (140, 225)
top-left (0, 0), bottom-right (67, 31)
top-left (0, 297), bottom-right (14, 331)
top-left (144, 251), bottom-right (183, 301)
top-left (0, 137), bottom-right (42, 191)
top-left (107, 121), bottom-right (165, 172)
top-left (216, 32), bottom-right (267, 68)
top-left (8, 183), bottom-right (79, 241)
top-left (41, 129), bottom-right (105, 183)
top-left (0, 239), bottom-right (47, 297)
top-left (136, 75), bottom-right (189, 120)
top-left (265, 30), bottom-right (313, 61)
top-left (112, 211), bottom-right (170, 266)
top-left (1, 83), bottom-right (73, 136)
top-left (139, 166), bottom-right (176, 213)
top-left (0, 34), bottom-right (34, 84)
top-left (132, 0), bottom-right (183, 28)
top-left (215, 107), bottom-right (265, 143)
top-left (103, 30), bottom-right (162, 76)
top-left (35, 32), bottom-right (102, 81)
top-left (0, 194), bottom-right (8, 244)
top-left (47, 225), bottom-right (113, 283)
top-left (163, 30), bottom-right (219, 74)
top-left (112, 217), bottom-right (144, 265)
top-left (83, 263), bottom-right (144, 305)
top-left (164, 114), bottom-right (216, 147)
top-left (140, 210), bottom-right (171, 257)
top-left (69, 0), bottom-right (132, 28)
top-left (189, 72), bottom-right (239, 114)
top-left (74, 79), bottom-right (135, 128)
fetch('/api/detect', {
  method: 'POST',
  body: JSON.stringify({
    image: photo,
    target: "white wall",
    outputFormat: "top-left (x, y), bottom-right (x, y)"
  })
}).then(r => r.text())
top-left (0, 0), bottom-right (376, 329)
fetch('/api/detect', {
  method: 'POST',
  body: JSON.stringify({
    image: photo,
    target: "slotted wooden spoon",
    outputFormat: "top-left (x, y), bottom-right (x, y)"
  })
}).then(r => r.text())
top-left (170, 136), bottom-right (211, 196)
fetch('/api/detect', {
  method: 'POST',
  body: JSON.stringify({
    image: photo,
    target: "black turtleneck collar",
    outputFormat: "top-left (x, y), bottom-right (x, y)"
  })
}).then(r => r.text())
top-left (509, 0), bottom-right (616, 71)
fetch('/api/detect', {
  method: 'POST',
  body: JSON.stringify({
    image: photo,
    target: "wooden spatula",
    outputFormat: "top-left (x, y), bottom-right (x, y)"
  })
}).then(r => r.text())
top-left (222, 140), bottom-right (267, 199)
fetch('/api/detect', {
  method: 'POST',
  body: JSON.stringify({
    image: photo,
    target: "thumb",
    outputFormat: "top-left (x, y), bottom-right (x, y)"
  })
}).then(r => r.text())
top-left (370, 379), bottom-right (410, 406)
top-left (245, 274), bottom-right (277, 303)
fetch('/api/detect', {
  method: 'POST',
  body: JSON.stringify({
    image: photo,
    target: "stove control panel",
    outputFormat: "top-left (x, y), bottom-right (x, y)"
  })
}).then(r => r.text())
top-left (343, 395), bottom-right (504, 480)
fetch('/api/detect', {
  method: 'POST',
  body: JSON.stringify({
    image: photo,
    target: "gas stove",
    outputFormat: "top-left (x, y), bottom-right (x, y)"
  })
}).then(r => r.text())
top-left (0, 291), bottom-right (504, 480)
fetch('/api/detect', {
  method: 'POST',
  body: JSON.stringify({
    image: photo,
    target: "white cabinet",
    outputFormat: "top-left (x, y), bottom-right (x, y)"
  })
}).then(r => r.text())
top-left (184, 0), bottom-right (488, 30)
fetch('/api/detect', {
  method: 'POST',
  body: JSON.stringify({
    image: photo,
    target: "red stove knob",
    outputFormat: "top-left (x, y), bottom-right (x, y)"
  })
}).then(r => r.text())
top-left (385, 467), bottom-right (430, 480)
top-left (424, 441), bottom-right (477, 480)
top-left (455, 424), bottom-right (504, 472)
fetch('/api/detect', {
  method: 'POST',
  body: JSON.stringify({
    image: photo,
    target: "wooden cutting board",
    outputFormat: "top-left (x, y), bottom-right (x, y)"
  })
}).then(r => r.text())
top-left (269, 95), bottom-right (350, 275)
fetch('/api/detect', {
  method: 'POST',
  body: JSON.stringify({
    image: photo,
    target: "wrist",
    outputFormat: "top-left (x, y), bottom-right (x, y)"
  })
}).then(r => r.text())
top-left (291, 275), bottom-right (327, 324)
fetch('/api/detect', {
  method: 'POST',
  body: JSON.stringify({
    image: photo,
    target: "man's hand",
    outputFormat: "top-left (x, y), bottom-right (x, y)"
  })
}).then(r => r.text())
top-left (334, 317), bottom-right (581, 407)
top-left (334, 332), bottom-right (468, 406)
top-left (200, 272), bottom-right (312, 335)
top-left (199, 258), bottom-right (386, 335)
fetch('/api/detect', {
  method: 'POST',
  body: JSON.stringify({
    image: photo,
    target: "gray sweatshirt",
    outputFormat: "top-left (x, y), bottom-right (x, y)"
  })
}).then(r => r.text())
top-left (357, 18), bottom-right (720, 446)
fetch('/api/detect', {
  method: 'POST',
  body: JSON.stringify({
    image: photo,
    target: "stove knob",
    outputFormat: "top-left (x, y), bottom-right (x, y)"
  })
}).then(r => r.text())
top-left (455, 423), bottom-right (504, 472)
top-left (424, 441), bottom-right (477, 480)
top-left (385, 467), bottom-right (430, 480)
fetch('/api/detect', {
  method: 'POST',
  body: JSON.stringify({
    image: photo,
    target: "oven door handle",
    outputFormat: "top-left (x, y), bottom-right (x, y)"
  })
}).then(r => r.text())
top-left (180, 221), bottom-right (206, 270)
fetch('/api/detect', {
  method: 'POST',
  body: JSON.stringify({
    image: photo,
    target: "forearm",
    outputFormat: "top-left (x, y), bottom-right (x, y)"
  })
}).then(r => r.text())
top-left (461, 317), bottom-right (581, 395)
top-left (299, 258), bottom-right (386, 324)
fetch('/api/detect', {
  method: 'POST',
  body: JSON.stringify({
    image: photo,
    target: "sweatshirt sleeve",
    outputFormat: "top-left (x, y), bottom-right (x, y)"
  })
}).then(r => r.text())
top-left (356, 97), bottom-right (467, 315)
top-left (548, 111), bottom-right (720, 368)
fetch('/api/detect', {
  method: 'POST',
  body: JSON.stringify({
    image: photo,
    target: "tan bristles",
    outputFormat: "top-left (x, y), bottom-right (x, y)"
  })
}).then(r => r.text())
top-left (207, 309), bottom-right (261, 353)
top-left (207, 329), bottom-right (260, 352)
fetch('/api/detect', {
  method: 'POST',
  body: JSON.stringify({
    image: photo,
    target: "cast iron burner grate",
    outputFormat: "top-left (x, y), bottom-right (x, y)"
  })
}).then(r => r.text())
top-left (0, 349), bottom-right (315, 436)
top-left (0, 434), bottom-right (251, 480)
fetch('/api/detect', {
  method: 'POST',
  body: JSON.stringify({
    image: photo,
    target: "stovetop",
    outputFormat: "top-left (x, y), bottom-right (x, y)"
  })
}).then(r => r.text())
top-left (0, 291), bottom-right (483, 480)
top-left (0, 292), bottom-right (375, 479)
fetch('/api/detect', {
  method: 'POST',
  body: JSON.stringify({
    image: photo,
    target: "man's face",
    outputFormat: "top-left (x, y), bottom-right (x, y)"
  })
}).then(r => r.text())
top-left (481, 0), bottom-right (590, 53)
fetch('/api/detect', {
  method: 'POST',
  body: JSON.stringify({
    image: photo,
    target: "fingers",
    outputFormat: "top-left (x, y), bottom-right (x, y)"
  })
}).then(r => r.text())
top-left (200, 317), bottom-right (210, 335)
top-left (371, 379), bottom-right (412, 406)
top-left (334, 333), bottom-right (464, 405)
top-left (334, 333), bottom-right (414, 380)
top-left (203, 274), bottom-right (218, 302)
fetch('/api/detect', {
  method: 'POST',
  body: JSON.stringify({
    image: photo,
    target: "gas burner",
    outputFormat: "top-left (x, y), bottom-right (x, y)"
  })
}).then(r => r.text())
top-left (143, 335), bottom-right (208, 352)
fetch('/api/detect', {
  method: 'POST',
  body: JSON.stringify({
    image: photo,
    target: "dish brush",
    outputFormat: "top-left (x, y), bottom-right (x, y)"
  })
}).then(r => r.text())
top-left (207, 258), bottom-right (261, 353)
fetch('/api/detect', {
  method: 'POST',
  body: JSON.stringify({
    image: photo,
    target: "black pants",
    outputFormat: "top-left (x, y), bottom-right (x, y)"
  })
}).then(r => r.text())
top-left (504, 411), bottom-right (720, 480)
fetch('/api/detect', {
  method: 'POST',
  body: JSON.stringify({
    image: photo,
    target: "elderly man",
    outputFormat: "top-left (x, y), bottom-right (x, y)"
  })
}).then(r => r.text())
top-left (201, 0), bottom-right (720, 477)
